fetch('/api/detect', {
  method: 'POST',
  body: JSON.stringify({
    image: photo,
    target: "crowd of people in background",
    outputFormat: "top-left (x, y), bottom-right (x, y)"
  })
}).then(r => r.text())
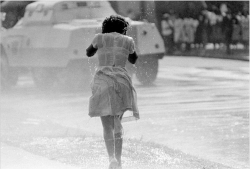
top-left (160, 9), bottom-right (249, 55)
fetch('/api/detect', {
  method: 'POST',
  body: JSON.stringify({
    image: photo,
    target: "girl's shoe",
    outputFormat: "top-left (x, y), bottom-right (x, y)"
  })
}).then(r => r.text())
top-left (109, 158), bottom-right (119, 169)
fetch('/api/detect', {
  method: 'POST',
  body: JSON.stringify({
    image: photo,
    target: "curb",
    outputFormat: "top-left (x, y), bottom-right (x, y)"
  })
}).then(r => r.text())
top-left (1, 143), bottom-right (80, 169)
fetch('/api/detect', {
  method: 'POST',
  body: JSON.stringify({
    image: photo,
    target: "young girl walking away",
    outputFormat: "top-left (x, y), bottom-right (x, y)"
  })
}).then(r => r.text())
top-left (86, 15), bottom-right (140, 169)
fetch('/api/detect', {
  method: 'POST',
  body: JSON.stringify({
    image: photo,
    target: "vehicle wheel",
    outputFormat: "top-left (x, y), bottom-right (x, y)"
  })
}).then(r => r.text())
top-left (31, 67), bottom-right (56, 90)
top-left (135, 56), bottom-right (159, 85)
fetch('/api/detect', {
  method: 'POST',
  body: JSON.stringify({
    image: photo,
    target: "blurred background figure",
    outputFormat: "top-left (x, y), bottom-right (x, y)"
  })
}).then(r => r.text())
top-left (161, 13), bottom-right (174, 54)
top-left (183, 17), bottom-right (199, 51)
top-left (222, 9), bottom-right (237, 54)
top-left (173, 14), bottom-right (184, 54)
top-left (194, 10), bottom-right (209, 50)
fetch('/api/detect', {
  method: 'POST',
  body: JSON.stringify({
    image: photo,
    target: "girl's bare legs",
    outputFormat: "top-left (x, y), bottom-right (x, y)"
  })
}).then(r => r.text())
top-left (115, 132), bottom-right (123, 166)
top-left (101, 116), bottom-right (123, 168)
top-left (101, 116), bottom-right (115, 159)
top-left (101, 116), bottom-right (118, 168)
top-left (114, 115), bottom-right (123, 167)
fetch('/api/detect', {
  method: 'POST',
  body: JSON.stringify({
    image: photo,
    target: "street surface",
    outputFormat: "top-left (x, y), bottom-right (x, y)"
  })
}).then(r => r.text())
top-left (1, 56), bottom-right (249, 169)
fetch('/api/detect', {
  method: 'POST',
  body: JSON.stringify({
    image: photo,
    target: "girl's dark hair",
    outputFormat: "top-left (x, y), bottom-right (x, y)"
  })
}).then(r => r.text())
top-left (102, 15), bottom-right (129, 34)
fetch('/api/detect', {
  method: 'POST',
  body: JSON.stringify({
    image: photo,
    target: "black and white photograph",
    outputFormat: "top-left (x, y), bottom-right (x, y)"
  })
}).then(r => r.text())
top-left (0, 1), bottom-right (249, 169)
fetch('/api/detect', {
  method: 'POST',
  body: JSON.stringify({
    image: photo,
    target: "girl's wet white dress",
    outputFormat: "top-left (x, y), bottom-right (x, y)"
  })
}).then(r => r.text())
top-left (88, 32), bottom-right (139, 120)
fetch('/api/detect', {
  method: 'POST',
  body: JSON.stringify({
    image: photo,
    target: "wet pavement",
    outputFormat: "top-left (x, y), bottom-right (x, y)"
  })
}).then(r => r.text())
top-left (1, 56), bottom-right (249, 169)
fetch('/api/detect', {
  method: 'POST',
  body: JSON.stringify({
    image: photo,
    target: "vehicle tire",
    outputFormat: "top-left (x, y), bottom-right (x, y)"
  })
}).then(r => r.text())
top-left (135, 55), bottom-right (159, 85)
top-left (31, 67), bottom-right (56, 90)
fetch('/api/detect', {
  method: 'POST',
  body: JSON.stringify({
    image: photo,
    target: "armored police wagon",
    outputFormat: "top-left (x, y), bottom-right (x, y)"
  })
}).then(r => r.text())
top-left (1, 1), bottom-right (165, 90)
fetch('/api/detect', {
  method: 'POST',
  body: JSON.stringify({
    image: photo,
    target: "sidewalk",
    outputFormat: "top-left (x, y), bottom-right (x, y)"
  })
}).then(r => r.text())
top-left (1, 136), bottom-right (233, 169)
top-left (168, 45), bottom-right (249, 61)
top-left (1, 143), bottom-right (80, 169)
top-left (0, 142), bottom-right (170, 169)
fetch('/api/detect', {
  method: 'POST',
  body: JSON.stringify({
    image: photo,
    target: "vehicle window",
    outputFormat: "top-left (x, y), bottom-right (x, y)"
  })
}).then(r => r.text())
top-left (36, 4), bottom-right (44, 12)
top-left (28, 11), bottom-right (33, 17)
top-left (77, 2), bottom-right (87, 7)
top-left (88, 1), bottom-right (101, 8)
top-left (61, 4), bottom-right (68, 10)
top-left (43, 10), bottom-right (48, 16)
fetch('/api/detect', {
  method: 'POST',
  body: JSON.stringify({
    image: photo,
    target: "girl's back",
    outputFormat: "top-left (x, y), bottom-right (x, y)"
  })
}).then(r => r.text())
top-left (92, 32), bottom-right (135, 67)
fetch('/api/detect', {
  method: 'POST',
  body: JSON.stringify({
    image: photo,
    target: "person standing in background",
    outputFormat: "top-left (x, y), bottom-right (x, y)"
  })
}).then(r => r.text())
top-left (161, 13), bottom-right (174, 54)
top-left (222, 10), bottom-right (235, 54)
top-left (173, 14), bottom-right (184, 53)
top-left (194, 10), bottom-right (209, 50)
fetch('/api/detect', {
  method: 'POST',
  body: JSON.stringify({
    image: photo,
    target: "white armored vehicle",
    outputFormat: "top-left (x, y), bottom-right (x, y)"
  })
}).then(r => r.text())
top-left (1, 1), bottom-right (165, 90)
